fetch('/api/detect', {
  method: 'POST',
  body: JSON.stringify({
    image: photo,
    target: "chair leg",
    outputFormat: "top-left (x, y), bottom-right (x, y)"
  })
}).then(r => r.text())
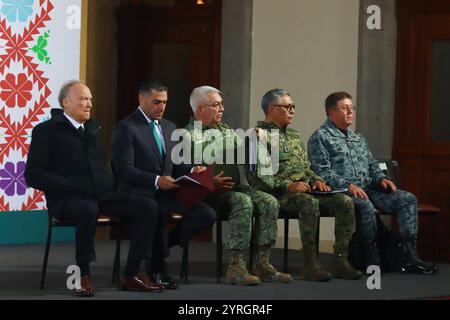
top-left (112, 226), bottom-right (122, 290)
top-left (180, 247), bottom-right (184, 280)
top-left (181, 242), bottom-right (189, 284)
top-left (316, 217), bottom-right (320, 257)
top-left (216, 219), bottom-right (222, 283)
top-left (116, 238), bottom-right (121, 290)
top-left (283, 218), bottom-right (289, 273)
top-left (40, 223), bottom-right (53, 290)
top-left (432, 213), bottom-right (437, 267)
top-left (248, 217), bottom-right (258, 270)
top-left (112, 237), bottom-right (121, 283)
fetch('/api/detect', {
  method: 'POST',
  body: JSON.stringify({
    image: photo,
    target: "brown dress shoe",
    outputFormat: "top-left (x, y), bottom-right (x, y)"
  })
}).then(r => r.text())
top-left (75, 276), bottom-right (95, 297)
top-left (137, 273), bottom-right (165, 290)
top-left (121, 273), bottom-right (163, 292)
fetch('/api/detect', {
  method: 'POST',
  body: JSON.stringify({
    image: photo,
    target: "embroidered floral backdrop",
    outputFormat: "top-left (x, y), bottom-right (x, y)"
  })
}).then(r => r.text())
top-left (0, 0), bottom-right (81, 212)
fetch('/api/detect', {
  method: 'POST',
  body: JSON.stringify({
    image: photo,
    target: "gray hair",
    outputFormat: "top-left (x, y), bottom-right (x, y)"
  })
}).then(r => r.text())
top-left (190, 86), bottom-right (221, 114)
top-left (58, 80), bottom-right (85, 108)
top-left (261, 88), bottom-right (291, 114)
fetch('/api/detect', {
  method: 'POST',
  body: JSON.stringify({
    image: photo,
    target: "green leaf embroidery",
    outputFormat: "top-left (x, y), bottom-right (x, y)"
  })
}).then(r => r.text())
top-left (30, 30), bottom-right (51, 64)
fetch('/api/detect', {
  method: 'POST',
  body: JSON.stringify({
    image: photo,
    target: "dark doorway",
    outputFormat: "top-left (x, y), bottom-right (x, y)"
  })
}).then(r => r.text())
top-left (395, 0), bottom-right (450, 262)
top-left (116, 0), bottom-right (222, 243)
top-left (116, 0), bottom-right (222, 127)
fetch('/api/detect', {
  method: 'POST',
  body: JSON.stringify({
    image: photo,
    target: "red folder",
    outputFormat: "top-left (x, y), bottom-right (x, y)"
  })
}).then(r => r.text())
top-left (173, 166), bottom-right (215, 207)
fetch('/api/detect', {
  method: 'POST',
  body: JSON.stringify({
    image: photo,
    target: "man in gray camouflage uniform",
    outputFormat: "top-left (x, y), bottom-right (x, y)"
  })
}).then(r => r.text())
top-left (308, 91), bottom-right (436, 275)
top-left (248, 88), bottom-right (361, 281)
top-left (185, 86), bottom-right (292, 285)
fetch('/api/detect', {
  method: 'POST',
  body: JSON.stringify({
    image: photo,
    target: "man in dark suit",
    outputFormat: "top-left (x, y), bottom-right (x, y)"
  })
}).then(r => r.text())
top-left (25, 80), bottom-right (165, 297)
top-left (111, 80), bottom-right (216, 289)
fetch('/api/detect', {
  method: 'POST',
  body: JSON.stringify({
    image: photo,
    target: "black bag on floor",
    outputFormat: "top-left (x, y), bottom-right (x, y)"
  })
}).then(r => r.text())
top-left (348, 217), bottom-right (402, 273)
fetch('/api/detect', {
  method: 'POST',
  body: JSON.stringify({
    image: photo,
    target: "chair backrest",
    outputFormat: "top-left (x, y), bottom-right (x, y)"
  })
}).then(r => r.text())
top-left (378, 160), bottom-right (401, 187)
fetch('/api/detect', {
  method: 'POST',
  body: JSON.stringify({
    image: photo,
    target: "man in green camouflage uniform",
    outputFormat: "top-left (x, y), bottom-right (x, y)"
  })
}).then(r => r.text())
top-left (247, 88), bottom-right (361, 281)
top-left (184, 86), bottom-right (292, 285)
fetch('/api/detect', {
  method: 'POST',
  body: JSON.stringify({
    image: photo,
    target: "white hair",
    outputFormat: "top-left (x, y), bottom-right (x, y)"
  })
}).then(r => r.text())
top-left (189, 86), bottom-right (221, 114)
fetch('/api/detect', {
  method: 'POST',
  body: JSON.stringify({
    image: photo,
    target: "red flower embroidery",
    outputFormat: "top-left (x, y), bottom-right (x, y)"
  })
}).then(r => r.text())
top-left (0, 73), bottom-right (33, 108)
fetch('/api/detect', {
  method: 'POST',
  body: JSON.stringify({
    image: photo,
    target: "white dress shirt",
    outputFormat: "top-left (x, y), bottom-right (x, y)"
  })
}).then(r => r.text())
top-left (63, 112), bottom-right (85, 130)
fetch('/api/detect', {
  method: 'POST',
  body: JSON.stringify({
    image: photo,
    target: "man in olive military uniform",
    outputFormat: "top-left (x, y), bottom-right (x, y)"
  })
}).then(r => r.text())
top-left (185, 86), bottom-right (292, 285)
top-left (307, 91), bottom-right (436, 275)
top-left (248, 88), bottom-right (361, 282)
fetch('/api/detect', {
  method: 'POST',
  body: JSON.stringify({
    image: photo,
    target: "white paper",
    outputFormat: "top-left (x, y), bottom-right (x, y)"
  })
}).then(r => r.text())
top-left (175, 175), bottom-right (201, 185)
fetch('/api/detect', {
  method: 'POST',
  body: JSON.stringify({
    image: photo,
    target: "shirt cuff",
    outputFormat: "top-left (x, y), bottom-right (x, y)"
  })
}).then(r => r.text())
top-left (155, 175), bottom-right (160, 190)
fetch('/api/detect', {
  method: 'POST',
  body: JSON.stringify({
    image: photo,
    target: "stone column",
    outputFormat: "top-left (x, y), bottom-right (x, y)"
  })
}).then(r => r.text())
top-left (357, 0), bottom-right (397, 160)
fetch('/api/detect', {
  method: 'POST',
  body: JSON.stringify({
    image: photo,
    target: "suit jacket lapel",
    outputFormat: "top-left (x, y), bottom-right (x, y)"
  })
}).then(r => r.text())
top-left (133, 109), bottom-right (164, 166)
top-left (161, 119), bottom-right (173, 170)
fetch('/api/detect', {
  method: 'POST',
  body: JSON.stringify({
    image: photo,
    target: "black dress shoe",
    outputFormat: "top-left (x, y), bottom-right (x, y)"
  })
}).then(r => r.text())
top-left (152, 272), bottom-right (178, 290)
top-left (400, 263), bottom-right (438, 275)
top-left (400, 238), bottom-right (438, 275)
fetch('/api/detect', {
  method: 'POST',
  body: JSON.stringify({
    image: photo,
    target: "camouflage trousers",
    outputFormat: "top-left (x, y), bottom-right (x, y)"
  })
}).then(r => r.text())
top-left (277, 192), bottom-right (355, 253)
top-left (211, 186), bottom-right (279, 250)
top-left (353, 189), bottom-right (418, 243)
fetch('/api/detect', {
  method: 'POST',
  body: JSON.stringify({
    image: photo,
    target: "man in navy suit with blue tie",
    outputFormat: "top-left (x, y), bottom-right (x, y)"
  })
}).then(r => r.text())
top-left (111, 81), bottom-right (217, 289)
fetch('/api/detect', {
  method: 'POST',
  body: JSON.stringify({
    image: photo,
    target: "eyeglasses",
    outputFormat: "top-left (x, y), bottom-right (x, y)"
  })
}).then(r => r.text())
top-left (152, 99), bottom-right (168, 106)
top-left (273, 104), bottom-right (296, 113)
top-left (337, 105), bottom-right (357, 112)
top-left (203, 101), bottom-right (224, 109)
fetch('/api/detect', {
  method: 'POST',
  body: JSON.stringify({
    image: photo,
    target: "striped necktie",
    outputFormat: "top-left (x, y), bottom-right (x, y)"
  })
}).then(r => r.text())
top-left (150, 120), bottom-right (164, 156)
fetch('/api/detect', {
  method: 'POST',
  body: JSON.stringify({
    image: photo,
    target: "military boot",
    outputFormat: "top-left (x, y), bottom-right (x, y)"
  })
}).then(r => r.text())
top-left (301, 245), bottom-right (332, 282)
top-left (330, 245), bottom-right (362, 280)
top-left (251, 245), bottom-right (293, 283)
top-left (400, 237), bottom-right (437, 275)
top-left (226, 250), bottom-right (261, 285)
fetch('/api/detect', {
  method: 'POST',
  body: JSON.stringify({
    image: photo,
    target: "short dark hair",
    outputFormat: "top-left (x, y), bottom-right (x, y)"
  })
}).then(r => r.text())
top-left (261, 88), bottom-right (291, 115)
top-left (138, 80), bottom-right (168, 96)
top-left (325, 91), bottom-right (353, 115)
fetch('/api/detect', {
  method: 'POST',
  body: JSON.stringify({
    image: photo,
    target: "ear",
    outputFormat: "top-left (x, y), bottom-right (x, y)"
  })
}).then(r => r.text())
top-left (62, 97), bottom-right (69, 109)
top-left (328, 108), bottom-right (337, 120)
top-left (138, 94), bottom-right (145, 105)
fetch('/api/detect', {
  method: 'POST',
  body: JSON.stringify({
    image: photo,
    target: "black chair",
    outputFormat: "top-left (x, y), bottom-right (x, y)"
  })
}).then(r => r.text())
top-left (279, 207), bottom-right (334, 273)
top-left (40, 212), bottom-right (125, 290)
top-left (279, 209), bottom-right (296, 273)
top-left (377, 160), bottom-right (440, 267)
top-left (168, 212), bottom-right (190, 284)
top-left (111, 211), bottom-right (190, 285)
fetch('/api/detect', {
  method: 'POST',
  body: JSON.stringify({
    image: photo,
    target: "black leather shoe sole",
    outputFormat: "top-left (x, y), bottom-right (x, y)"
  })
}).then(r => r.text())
top-left (160, 282), bottom-right (177, 290)
top-left (401, 265), bottom-right (438, 275)
top-left (75, 290), bottom-right (95, 297)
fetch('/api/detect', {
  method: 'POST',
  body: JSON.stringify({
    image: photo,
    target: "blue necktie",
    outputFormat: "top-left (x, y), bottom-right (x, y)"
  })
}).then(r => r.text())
top-left (151, 120), bottom-right (164, 156)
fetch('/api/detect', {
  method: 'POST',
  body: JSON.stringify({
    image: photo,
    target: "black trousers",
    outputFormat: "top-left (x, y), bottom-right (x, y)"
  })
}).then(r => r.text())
top-left (59, 196), bottom-right (161, 267)
top-left (150, 197), bottom-right (217, 272)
